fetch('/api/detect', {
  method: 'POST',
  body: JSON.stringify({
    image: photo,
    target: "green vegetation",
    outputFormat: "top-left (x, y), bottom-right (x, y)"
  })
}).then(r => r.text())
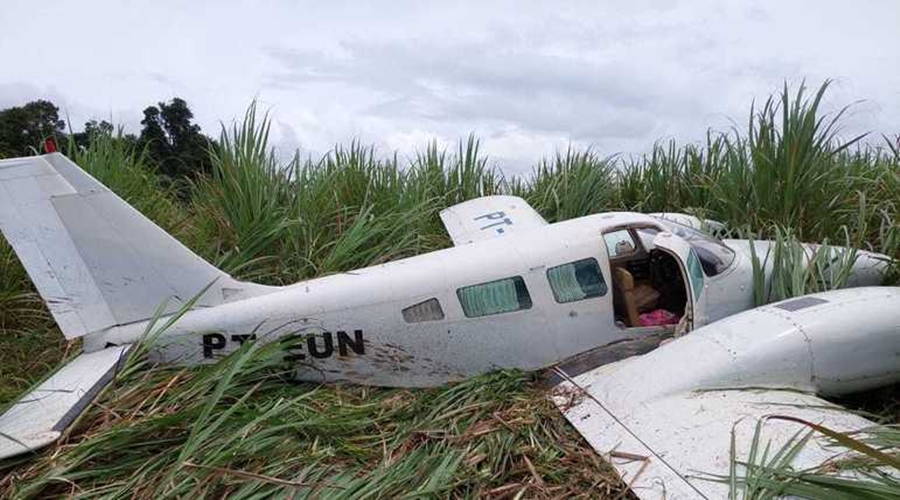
top-left (1, 81), bottom-right (898, 498)
top-left (0, 100), bottom-right (65, 156)
top-left (4, 331), bottom-right (621, 498)
top-left (0, 97), bottom-right (215, 184)
top-left (713, 416), bottom-right (900, 499)
top-left (745, 226), bottom-right (878, 306)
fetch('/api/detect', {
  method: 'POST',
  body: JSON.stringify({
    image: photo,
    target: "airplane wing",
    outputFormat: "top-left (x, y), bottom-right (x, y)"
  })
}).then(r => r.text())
top-left (439, 195), bottom-right (547, 246)
top-left (552, 288), bottom-right (900, 499)
top-left (554, 375), bottom-right (876, 499)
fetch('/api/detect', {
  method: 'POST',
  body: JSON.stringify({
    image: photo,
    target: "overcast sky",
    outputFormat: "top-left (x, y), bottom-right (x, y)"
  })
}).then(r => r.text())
top-left (1, 1), bottom-right (897, 173)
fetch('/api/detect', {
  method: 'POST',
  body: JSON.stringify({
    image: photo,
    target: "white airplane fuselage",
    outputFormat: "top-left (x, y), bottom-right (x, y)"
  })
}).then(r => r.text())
top-left (86, 212), bottom-right (887, 387)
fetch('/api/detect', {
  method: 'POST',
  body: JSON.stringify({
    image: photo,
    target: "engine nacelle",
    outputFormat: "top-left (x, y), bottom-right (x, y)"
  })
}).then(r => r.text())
top-left (583, 287), bottom-right (900, 412)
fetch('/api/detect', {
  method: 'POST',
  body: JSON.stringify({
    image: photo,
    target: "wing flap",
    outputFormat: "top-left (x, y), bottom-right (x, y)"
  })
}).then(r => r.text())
top-left (555, 382), bottom-right (699, 498)
top-left (555, 378), bottom-right (877, 499)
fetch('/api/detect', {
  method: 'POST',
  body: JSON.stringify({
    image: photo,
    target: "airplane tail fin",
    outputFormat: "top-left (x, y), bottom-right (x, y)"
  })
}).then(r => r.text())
top-left (0, 153), bottom-right (275, 339)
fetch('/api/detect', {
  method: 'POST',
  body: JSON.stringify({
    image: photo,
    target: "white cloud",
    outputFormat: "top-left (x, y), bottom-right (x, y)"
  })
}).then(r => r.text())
top-left (0, 0), bottom-right (897, 174)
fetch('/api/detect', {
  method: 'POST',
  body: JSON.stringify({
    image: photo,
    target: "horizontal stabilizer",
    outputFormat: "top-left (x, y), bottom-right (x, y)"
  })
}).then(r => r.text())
top-left (0, 345), bottom-right (129, 460)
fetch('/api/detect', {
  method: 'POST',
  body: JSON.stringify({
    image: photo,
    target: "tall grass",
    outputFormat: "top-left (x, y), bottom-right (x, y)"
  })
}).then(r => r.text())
top-left (513, 147), bottom-right (617, 223)
top-left (744, 225), bottom-right (871, 306)
top-left (712, 416), bottom-right (900, 499)
top-left (191, 105), bottom-right (295, 280)
top-left (619, 82), bottom-right (899, 248)
top-left (0, 80), bottom-right (898, 497)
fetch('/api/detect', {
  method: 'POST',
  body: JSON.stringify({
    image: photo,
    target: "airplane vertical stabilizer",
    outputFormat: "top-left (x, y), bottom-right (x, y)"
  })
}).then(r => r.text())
top-left (0, 153), bottom-right (275, 339)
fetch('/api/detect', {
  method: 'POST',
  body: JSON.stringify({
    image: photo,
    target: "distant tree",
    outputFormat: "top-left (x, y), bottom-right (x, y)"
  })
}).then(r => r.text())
top-left (0, 100), bottom-right (65, 156)
top-left (85, 119), bottom-right (114, 137)
top-left (138, 97), bottom-right (212, 180)
top-left (71, 119), bottom-right (116, 149)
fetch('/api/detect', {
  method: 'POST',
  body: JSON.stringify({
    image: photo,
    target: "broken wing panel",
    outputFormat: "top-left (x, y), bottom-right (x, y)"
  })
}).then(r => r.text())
top-left (554, 380), bottom-right (876, 499)
top-left (439, 196), bottom-right (547, 246)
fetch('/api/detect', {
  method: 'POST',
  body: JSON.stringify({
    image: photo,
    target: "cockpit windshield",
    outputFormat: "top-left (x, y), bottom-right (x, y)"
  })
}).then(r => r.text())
top-left (655, 219), bottom-right (736, 276)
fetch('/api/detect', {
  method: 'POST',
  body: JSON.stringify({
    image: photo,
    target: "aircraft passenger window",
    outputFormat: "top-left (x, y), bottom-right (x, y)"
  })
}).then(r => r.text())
top-left (604, 229), bottom-right (637, 258)
top-left (402, 298), bottom-right (445, 323)
top-left (457, 276), bottom-right (532, 318)
top-left (547, 258), bottom-right (608, 303)
top-left (687, 249), bottom-right (705, 301)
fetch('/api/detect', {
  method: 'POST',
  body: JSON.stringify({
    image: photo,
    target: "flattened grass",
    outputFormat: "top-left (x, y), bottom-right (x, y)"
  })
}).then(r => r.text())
top-left (0, 340), bottom-right (625, 499)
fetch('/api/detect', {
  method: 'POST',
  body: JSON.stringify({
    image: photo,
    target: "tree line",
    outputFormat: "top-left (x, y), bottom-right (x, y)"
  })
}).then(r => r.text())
top-left (0, 97), bottom-right (213, 181)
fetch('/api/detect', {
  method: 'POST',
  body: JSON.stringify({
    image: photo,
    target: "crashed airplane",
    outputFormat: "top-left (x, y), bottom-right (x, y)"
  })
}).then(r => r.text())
top-left (0, 153), bottom-right (897, 498)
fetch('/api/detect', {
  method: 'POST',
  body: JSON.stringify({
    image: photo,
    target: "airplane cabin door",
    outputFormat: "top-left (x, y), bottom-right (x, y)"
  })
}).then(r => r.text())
top-left (652, 232), bottom-right (709, 330)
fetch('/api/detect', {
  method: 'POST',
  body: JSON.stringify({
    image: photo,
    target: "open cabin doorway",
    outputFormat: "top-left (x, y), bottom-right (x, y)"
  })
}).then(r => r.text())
top-left (602, 226), bottom-right (690, 331)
